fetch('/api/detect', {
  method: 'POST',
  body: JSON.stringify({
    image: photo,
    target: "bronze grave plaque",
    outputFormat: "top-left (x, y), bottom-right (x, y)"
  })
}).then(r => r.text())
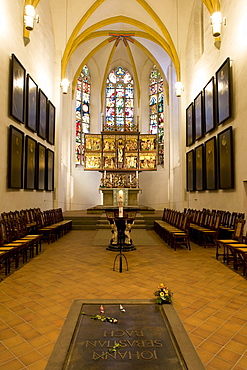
top-left (46, 300), bottom-right (205, 370)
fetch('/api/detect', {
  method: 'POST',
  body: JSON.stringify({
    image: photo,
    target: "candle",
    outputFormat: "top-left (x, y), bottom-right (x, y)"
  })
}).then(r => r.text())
top-left (118, 190), bottom-right (124, 217)
top-left (119, 205), bottom-right (123, 218)
top-left (118, 190), bottom-right (124, 202)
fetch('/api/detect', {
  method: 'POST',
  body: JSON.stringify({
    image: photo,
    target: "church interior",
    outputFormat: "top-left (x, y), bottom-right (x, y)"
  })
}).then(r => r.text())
top-left (1, 0), bottom-right (247, 369)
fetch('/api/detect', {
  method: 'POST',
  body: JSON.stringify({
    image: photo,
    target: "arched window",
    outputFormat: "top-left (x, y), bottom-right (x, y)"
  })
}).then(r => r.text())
top-left (75, 65), bottom-right (90, 165)
top-left (104, 67), bottom-right (136, 131)
top-left (149, 65), bottom-right (164, 165)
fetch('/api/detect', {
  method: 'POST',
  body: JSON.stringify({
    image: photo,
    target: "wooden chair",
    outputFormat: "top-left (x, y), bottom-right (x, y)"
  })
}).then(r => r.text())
top-left (163, 212), bottom-right (185, 246)
top-left (198, 213), bottom-right (222, 248)
top-left (224, 232), bottom-right (247, 271)
top-left (170, 215), bottom-right (191, 251)
top-left (37, 210), bottom-right (60, 244)
top-left (216, 218), bottom-right (246, 262)
top-left (0, 220), bottom-right (29, 271)
top-left (232, 247), bottom-right (247, 277)
top-left (224, 243), bottom-right (247, 272)
top-left (0, 250), bottom-right (11, 275)
top-left (13, 215), bottom-right (42, 257)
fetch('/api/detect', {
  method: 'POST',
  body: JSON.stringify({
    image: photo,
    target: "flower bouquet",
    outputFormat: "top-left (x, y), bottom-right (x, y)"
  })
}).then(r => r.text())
top-left (154, 283), bottom-right (173, 304)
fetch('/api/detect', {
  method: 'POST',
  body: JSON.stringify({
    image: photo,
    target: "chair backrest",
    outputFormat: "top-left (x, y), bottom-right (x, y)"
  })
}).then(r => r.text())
top-left (162, 208), bottom-right (167, 221)
top-left (212, 214), bottom-right (222, 232)
top-left (233, 219), bottom-right (246, 241)
top-left (229, 212), bottom-right (238, 228)
top-left (203, 211), bottom-right (211, 227)
top-left (181, 215), bottom-right (190, 232)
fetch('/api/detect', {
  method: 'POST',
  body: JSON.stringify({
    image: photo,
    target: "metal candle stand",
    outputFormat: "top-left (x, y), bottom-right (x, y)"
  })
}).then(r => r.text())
top-left (104, 206), bottom-right (138, 273)
top-left (112, 217), bottom-right (129, 273)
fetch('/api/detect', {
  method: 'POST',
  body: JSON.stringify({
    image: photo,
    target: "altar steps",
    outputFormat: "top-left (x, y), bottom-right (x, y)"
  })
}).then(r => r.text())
top-left (63, 214), bottom-right (99, 230)
top-left (63, 210), bottom-right (163, 230)
top-left (96, 213), bottom-right (146, 229)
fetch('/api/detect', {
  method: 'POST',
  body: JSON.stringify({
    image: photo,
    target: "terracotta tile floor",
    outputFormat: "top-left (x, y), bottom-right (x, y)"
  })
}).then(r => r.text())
top-left (0, 228), bottom-right (247, 369)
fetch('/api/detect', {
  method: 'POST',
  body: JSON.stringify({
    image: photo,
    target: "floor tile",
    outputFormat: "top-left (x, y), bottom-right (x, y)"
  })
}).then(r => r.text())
top-left (0, 226), bottom-right (246, 369)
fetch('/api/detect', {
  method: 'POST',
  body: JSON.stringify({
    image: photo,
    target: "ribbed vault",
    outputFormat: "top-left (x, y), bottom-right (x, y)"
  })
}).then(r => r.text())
top-left (23, 0), bottom-right (221, 100)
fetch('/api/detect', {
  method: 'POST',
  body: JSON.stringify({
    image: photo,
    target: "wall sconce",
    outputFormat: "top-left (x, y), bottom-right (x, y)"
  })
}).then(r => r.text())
top-left (24, 5), bottom-right (39, 31)
top-left (61, 78), bottom-right (70, 94)
top-left (175, 81), bottom-right (183, 97)
top-left (210, 12), bottom-right (226, 37)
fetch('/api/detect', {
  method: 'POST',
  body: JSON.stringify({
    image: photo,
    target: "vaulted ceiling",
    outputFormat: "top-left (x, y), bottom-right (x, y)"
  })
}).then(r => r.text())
top-left (24, 0), bottom-right (221, 99)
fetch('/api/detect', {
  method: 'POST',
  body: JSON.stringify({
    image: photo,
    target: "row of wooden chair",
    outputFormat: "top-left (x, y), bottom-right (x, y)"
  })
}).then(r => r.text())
top-left (0, 207), bottom-right (72, 276)
top-left (154, 207), bottom-right (247, 277)
top-left (154, 207), bottom-right (246, 250)
top-left (185, 208), bottom-right (245, 240)
top-left (216, 220), bottom-right (247, 277)
top-left (36, 208), bottom-right (72, 244)
top-left (188, 210), bottom-right (224, 248)
top-left (185, 208), bottom-right (247, 276)
top-left (154, 209), bottom-right (191, 250)
top-left (0, 210), bottom-right (43, 276)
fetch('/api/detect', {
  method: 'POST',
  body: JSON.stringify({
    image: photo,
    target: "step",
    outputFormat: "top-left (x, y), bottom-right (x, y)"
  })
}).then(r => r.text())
top-left (64, 216), bottom-right (98, 230)
top-left (63, 212), bottom-right (160, 230)
top-left (96, 213), bottom-right (147, 229)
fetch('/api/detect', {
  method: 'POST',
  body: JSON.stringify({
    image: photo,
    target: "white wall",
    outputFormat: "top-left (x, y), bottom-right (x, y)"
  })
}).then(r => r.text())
top-left (179, 0), bottom-right (247, 213)
top-left (3, 0), bottom-right (247, 214)
top-left (0, 0), bottom-right (57, 213)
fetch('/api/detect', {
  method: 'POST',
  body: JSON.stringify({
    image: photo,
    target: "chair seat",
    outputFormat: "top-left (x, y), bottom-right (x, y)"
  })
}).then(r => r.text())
top-left (217, 239), bottom-right (240, 244)
top-left (0, 245), bottom-right (21, 250)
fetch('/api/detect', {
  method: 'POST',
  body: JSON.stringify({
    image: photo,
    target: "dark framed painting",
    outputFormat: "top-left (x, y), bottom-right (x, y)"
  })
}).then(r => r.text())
top-left (195, 144), bottom-right (205, 191)
top-left (46, 149), bottom-right (54, 191)
top-left (47, 101), bottom-right (55, 145)
top-left (26, 74), bottom-right (38, 132)
top-left (186, 149), bottom-right (195, 191)
top-left (25, 136), bottom-right (37, 190)
top-left (218, 126), bottom-right (234, 189)
top-left (205, 136), bottom-right (217, 190)
top-left (194, 91), bottom-right (204, 141)
top-left (216, 57), bottom-right (232, 125)
top-left (203, 77), bottom-right (215, 134)
top-left (36, 143), bottom-right (46, 190)
top-left (8, 125), bottom-right (24, 188)
top-left (10, 54), bottom-right (26, 123)
top-left (38, 89), bottom-right (48, 140)
top-left (186, 103), bottom-right (194, 146)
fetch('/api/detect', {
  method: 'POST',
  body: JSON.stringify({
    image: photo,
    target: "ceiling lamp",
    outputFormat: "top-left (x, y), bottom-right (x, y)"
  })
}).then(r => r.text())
top-left (210, 12), bottom-right (226, 38)
top-left (24, 5), bottom-right (39, 31)
top-left (61, 78), bottom-right (70, 94)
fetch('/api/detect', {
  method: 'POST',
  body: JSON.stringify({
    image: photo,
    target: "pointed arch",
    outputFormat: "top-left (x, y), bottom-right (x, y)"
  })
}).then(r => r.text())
top-left (71, 32), bottom-right (169, 109)
top-left (23, 0), bottom-right (221, 48)
top-left (62, 16), bottom-right (178, 79)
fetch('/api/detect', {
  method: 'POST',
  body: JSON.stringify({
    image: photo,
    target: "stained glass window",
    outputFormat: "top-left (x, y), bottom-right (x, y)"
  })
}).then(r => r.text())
top-left (104, 67), bottom-right (136, 132)
top-left (75, 65), bottom-right (90, 165)
top-left (149, 65), bottom-right (164, 165)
